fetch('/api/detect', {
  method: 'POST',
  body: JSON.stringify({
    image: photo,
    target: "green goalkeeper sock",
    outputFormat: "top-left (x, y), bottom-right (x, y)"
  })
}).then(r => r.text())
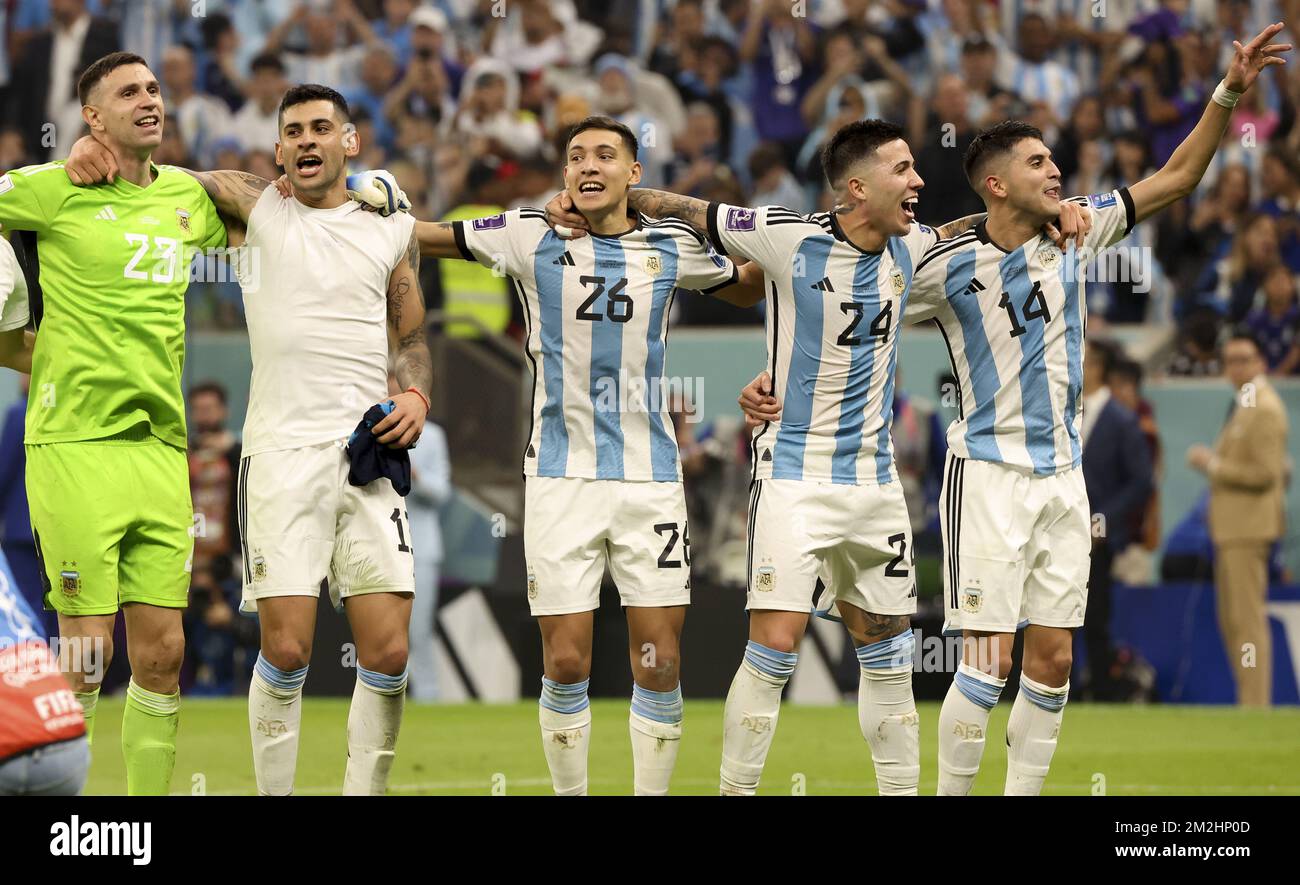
top-left (74, 688), bottom-right (100, 746)
top-left (122, 678), bottom-right (180, 796)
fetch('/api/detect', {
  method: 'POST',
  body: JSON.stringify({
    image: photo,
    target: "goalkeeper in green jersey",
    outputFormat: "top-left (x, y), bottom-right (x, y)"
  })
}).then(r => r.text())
top-left (0, 52), bottom-right (228, 795)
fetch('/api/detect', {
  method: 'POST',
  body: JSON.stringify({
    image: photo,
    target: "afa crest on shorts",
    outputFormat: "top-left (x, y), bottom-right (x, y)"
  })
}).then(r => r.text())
top-left (527, 571), bottom-right (538, 600)
top-left (252, 554), bottom-right (267, 582)
top-left (756, 565), bottom-right (775, 592)
top-left (962, 585), bottom-right (983, 613)
top-left (60, 569), bottom-right (80, 597)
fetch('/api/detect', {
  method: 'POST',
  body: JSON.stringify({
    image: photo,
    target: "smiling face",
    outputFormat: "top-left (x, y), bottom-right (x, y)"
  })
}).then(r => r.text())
top-left (841, 137), bottom-right (924, 237)
top-left (989, 137), bottom-right (1062, 223)
top-left (564, 126), bottom-right (641, 216)
top-left (84, 62), bottom-right (165, 154)
top-left (275, 99), bottom-right (357, 195)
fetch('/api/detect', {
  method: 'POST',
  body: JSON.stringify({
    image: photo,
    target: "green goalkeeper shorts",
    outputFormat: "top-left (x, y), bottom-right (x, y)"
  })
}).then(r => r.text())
top-left (26, 426), bottom-right (194, 616)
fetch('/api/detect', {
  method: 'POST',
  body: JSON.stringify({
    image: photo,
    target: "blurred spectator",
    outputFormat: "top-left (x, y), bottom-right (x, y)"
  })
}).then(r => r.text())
top-left (9, 0), bottom-right (119, 161)
top-left (0, 373), bottom-right (50, 636)
top-left (162, 45), bottom-right (234, 168)
top-left (187, 381), bottom-right (241, 570)
top-left (184, 554), bottom-right (256, 696)
top-left (911, 72), bottom-right (984, 222)
top-left (370, 0), bottom-right (420, 67)
top-left (267, 0), bottom-right (379, 92)
top-left (383, 33), bottom-right (456, 130)
top-left (593, 53), bottom-right (672, 186)
top-left (116, 0), bottom-right (201, 73)
top-left (959, 35), bottom-right (1018, 129)
top-left (1187, 331), bottom-right (1289, 707)
top-left (451, 60), bottom-right (543, 159)
top-left (233, 53), bottom-right (289, 154)
top-left (739, 0), bottom-right (820, 164)
top-left (0, 130), bottom-right (31, 180)
top-left (1256, 145), bottom-right (1300, 271)
top-left (666, 102), bottom-right (723, 197)
top-left (345, 45), bottom-right (400, 152)
top-left (391, 373), bottom-right (452, 703)
top-left (1109, 357), bottom-right (1163, 585)
top-left (1245, 264), bottom-right (1300, 374)
top-left (674, 35), bottom-right (756, 180)
top-left (648, 0), bottom-right (706, 83)
top-left (748, 141), bottom-right (808, 214)
top-left (408, 5), bottom-right (465, 94)
top-left (484, 0), bottom-right (602, 73)
top-left (1055, 94), bottom-right (1108, 189)
top-left (1168, 308), bottom-right (1225, 377)
top-left (198, 11), bottom-right (245, 112)
top-left (1080, 338), bottom-right (1153, 700)
top-left (989, 12), bottom-right (1081, 128)
top-left (1197, 213), bottom-right (1282, 322)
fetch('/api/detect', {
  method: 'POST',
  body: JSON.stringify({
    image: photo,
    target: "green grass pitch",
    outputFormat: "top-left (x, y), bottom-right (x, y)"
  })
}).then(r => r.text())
top-left (83, 698), bottom-right (1300, 796)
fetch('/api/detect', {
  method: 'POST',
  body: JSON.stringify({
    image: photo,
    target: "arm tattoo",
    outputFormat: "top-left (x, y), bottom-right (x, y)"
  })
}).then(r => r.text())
top-left (187, 169), bottom-right (270, 221)
top-left (858, 613), bottom-right (912, 644)
top-left (935, 213), bottom-right (985, 239)
top-left (628, 189), bottom-right (710, 234)
top-left (390, 229), bottom-right (432, 397)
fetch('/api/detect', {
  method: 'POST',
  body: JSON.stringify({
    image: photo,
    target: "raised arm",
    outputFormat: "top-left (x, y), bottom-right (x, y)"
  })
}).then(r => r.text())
top-left (1128, 23), bottom-right (1290, 224)
top-left (184, 170), bottom-right (271, 225)
top-left (0, 328), bottom-right (33, 374)
top-left (372, 227), bottom-right (433, 448)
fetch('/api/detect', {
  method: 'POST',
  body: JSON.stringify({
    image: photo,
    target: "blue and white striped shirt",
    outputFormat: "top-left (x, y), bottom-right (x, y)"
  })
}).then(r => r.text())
top-left (905, 189), bottom-right (1137, 475)
top-left (455, 208), bottom-right (737, 482)
top-left (706, 203), bottom-right (940, 485)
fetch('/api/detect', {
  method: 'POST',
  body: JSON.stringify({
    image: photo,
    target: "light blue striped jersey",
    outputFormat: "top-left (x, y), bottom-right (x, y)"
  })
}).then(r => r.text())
top-left (454, 208), bottom-right (737, 481)
top-left (706, 202), bottom-right (940, 485)
top-left (905, 188), bottom-right (1136, 475)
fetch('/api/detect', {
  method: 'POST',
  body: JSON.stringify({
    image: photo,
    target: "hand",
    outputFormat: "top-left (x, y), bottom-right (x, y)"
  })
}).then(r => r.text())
top-left (372, 391), bottom-right (427, 448)
top-left (1224, 22), bottom-right (1291, 94)
top-left (1186, 444), bottom-right (1214, 473)
top-left (544, 190), bottom-right (590, 239)
top-left (738, 370), bottom-right (781, 428)
top-left (347, 170), bottom-right (411, 216)
top-left (274, 174), bottom-right (293, 198)
top-left (64, 135), bottom-right (118, 185)
top-left (1044, 198), bottom-right (1092, 250)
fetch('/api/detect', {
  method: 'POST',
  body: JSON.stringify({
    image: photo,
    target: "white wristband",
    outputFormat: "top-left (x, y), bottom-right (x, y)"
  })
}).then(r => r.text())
top-left (1212, 80), bottom-right (1242, 109)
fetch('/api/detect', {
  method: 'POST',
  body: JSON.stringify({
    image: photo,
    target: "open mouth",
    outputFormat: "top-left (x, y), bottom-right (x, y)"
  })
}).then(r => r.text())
top-left (1044, 186), bottom-right (1061, 200)
top-left (902, 197), bottom-right (918, 221)
top-left (135, 115), bottom-right (160, 132)
top-left (578, 181), bottom-right (606, 195)
top-left (296, 155), bottom-right (323, 177)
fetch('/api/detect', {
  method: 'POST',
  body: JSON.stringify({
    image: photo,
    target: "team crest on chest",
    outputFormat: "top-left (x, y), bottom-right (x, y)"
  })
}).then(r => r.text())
top-left (176, 207), bottom-right (191, 233)
top-left (644, 252), bottom-right (662, 276)
top-left (1037, 243), bottom-right (1062, 269)
top-left (890, 268), bottom-right (905, 296)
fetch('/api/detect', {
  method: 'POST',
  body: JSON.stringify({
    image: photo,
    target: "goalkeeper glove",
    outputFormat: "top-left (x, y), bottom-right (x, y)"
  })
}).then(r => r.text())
top-left (345, 170), bottom-right (411, 216)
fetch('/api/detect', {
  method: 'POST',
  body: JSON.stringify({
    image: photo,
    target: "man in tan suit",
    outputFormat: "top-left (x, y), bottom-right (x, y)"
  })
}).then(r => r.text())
top-left (1188, 331), bottom-right (1289, 706)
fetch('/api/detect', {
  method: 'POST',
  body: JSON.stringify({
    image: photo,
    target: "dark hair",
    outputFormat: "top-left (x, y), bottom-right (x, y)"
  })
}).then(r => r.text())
top-left (1087, 338), bottom-right (1119, 378)
top-left (963, 120), bottom-right (1045, 188)
top-left (189, 381), bottom-right (228, 405)
top-left (748, 142), bottom-right (788, 182)
top-left (1110, 357), bottom-right (1143, 388)
top-left (565, 115), bottom-right (639, 161)
top-left (77, 51), bottom-right (150, 105)
top-left (278, 83), bottom-right (350, 127)
top-left (1224, 326), bottom-right (1263, 355)
top-left (250, 52), bottom-right (286, 76)
top-left (200, 12), bottom-right (234, 50)
top-left (821, 119), bottom-right (906, 190)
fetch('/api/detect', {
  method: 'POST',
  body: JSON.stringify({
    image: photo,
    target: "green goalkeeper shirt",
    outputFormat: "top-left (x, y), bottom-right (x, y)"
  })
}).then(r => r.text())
top-left (0, 161), bottom-right (226, 449)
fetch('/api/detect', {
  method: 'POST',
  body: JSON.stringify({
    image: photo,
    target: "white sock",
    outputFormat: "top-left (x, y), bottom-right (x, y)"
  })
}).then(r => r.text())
top-left (719, 641), bottom-right (796, 796)
top-left (342, 665), bottom-right (407, 796)
top-left (629, 683), bottom-right (683, 796)
top-left (249, 654), bottom-right (308, 796)
top-left (855, 632), bottom-right (920, 796)
top-left (1005, 673), bottom-right (1069, 796)
top-left (937, 662), bottom-right (1005, 796)
top-left (539, 677), bottom-right (591, 796)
